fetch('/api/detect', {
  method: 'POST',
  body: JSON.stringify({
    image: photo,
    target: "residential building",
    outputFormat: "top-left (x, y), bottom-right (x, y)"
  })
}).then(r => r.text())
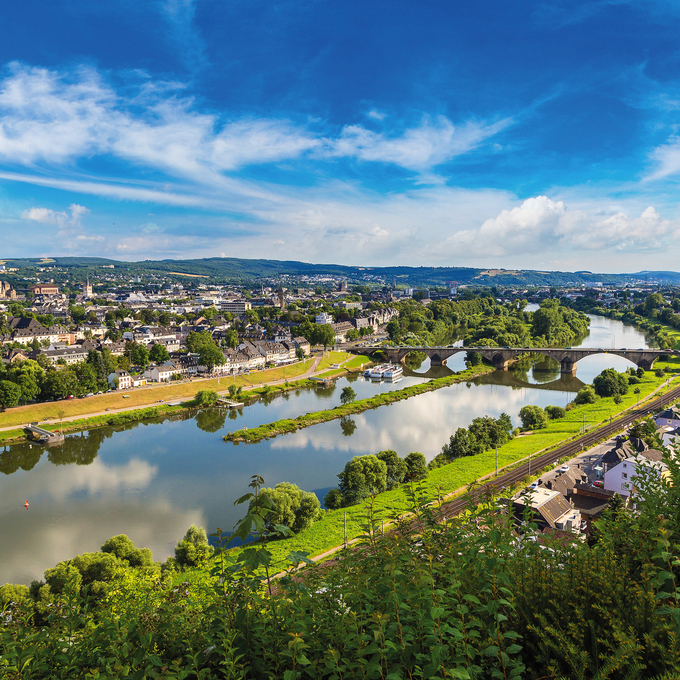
top-left (144, 363), bottom-right (179, 382)
top-left (294, 337), bottom-right (311, 356)
top-left (108, 370), bottom-right (132, 390)
top-left (604, 449), bottom-right (669, 498)
top-left (654, 406), bottom-right (680, 430)
top-left (316, 312), bottom-right (333, 325)
top-left (511, 488), bottom-right (582, 533)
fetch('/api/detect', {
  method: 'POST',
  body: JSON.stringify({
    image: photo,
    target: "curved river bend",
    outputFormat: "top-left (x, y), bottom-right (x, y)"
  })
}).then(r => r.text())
top-left (0, 315), bottom-right (657, 584)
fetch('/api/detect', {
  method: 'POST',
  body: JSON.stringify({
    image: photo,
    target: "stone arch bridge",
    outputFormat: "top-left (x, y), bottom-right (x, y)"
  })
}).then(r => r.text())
top-left (356, 345), bottom-right (677, 374)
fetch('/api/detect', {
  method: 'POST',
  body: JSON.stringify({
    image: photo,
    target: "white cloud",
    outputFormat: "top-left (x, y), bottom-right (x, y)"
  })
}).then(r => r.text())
top-left (445, 195), bottom-right (680, 258)
top-left (0, 64), bottom-right (510, 186)
top-left (323, 115), bottom-right (513, 171)
top-left (646, 135), bottom-right (680, 180)
top-left (21, 202), bottom-right (96, 246)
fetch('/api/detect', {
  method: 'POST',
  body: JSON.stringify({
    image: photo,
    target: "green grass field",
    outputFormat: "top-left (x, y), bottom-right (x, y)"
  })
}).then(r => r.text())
top-left (0, 357), bottom-right (331, 429)
top-left (228, 358), bottom-right (680, 569)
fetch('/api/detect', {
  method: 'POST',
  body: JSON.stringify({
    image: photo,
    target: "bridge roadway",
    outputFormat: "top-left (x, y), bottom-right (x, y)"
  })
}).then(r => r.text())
top-left (355, 345), bottom-right (678, 374)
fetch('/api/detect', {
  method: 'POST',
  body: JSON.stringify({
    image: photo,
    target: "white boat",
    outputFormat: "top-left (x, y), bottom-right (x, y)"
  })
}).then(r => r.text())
top-left (383, 364), bottom-right (403, 379)
top-left (367, 363), bottom-right (403, 380)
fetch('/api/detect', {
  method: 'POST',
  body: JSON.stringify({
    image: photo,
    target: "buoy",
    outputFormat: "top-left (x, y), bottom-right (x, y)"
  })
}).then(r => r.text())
top-left (24, 501), bottom-right (29, 509)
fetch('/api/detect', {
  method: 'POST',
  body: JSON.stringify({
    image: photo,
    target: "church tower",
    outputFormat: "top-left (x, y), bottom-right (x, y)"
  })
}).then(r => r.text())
top-left (83, 278), bottom-right (93, 297)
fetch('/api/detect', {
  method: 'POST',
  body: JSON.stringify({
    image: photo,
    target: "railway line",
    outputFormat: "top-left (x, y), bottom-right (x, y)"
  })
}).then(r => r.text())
top-left (437, 382), bottom-right (680, 520)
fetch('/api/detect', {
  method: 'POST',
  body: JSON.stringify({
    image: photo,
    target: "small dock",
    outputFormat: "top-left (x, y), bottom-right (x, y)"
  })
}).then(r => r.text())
top-left (217, 398), bottom-right (245, 408)
top-left (310, 377), bottom-right (334, 387)
top-left (24, 423), bottom-right (65, 444)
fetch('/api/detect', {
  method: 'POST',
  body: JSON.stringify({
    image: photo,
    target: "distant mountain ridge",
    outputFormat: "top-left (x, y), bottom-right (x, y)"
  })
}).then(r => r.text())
top-left (2, 257), bottom-right (678, 286)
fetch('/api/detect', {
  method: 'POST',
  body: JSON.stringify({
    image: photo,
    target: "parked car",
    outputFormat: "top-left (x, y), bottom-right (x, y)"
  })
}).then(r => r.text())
top-left (558, 465), bottom-right (570, 473)
top-left (593, 480), bottom-right (604, 488)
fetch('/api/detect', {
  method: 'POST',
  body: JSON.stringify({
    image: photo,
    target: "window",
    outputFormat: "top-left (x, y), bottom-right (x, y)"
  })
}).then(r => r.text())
top-left (623, 463), bottom-right (627, 468)
top-left (622, 473), bottom-right (627, 479)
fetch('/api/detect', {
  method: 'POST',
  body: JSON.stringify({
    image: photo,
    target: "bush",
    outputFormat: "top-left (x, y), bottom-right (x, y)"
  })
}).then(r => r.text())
top-left (573, 385), bottom-right (597, 405)
top-left (251, 482), bottom-right (322, 534)
top-left (519, 405), bottom-right (548, 430)
top-left (655, 368), bottom-right (665, 377)
top-left (174, 525), bottom-right (213, 568)
top-left (545, 405), bottom-right (566, 420)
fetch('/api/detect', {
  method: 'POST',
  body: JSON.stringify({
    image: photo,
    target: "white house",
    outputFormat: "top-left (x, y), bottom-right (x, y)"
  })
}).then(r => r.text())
top-left (654, 406), bottom-right (680, 430)
top-left (603, 449), bottom-right (668, 498)
top-left (108, 370), bottom-right (132, 390)
top-left (143, 363), bottom-right (178, 382)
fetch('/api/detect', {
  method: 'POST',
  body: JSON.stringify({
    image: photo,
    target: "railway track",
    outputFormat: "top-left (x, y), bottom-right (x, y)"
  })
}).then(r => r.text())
top-left (437, 382), bottom-right (680, 520)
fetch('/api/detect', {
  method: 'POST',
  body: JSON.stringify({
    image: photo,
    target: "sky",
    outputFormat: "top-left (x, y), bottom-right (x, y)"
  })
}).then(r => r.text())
top-left (1, 0), bottom-right (680, 272)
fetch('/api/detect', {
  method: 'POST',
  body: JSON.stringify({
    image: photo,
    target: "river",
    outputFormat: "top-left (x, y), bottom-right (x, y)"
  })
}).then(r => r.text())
top-left (0, 315), bottom-right (658, 585)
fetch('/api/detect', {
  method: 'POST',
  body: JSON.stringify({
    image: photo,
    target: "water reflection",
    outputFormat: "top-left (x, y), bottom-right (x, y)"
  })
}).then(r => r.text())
top-left (340, 416), bottom-right (357, 437)
top-left (0, 314), bottom-right (659, 585)
top-left (195, 408), bottom-right (228, 434)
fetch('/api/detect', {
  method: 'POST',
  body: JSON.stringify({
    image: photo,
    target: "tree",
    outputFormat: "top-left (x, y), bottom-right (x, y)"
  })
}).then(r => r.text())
top-left (574, 385), bottom-right (597, 404)
top-left (0, 380), bottom-right (21, 410)
top-left (519, 405), bottom-right (548, 430)
top-left (149, 343), bottom-right (170, 363)
top-left (340, 386), bottom-right (357, 405)
top-left (224, 329), bottom-right (239, 349)
top-left (198, 343), bottom-right (225, 371)
top-left (442, 427), bottom-right (478, 459)
top-left (74, 363), bottom-right (98, 396)
top-left (545, 405), bottom-right (566, 420)
top-left (316, 323), bottom-right (336, 350)
top-left (186, 330), bottom-right (215, 353)
top-left (101, 534), bottom-right (153, 568)
top-left (174, 525), bottom-right (213, 568)
top-left (251, 482), bottom-right (322, 534)
top-left (337, 455), bottom-right (388, 506)
top-left (130, 344), bottom-right (150, 368)
top-left (593, 368), bottom-right (629, 398)
top-left (376, 449), bottom-right (408, 489)
top-left (194, 389), bottom-right (218, 406)
top-left (323, 488), bottom-right (344, 510)
top-left (404, 452), bottom-right (428, 481)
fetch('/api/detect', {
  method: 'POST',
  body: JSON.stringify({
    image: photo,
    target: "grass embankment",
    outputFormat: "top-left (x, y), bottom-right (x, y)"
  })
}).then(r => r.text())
top-left (230, 358), bottom-right (680, 568)
top-left (0, 358), bottom-right (317, 430)
top-left (0, 404), bottom-right (195, 445)
top-left (223, 364), bottom-right (495, 442)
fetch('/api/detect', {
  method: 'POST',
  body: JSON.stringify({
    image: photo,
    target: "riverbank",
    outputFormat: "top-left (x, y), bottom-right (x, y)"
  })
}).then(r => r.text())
top-left (0, 352), bottom-right (373, 445)
top-left (228, 356), bottom-right (680, 570)
top-left (223, 363), bottom-right (496, 443)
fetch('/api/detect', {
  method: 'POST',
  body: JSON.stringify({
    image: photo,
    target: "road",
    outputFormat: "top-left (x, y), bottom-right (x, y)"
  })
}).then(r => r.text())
top-left (0, 352), bottom-right (331, 434)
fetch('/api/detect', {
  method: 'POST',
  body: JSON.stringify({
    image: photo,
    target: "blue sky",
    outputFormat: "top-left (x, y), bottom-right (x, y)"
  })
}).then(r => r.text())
top-left (2, 0), bottom-right (680, 271)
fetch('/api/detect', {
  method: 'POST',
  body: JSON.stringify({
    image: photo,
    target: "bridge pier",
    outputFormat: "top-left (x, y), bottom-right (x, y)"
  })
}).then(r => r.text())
top-left (492, 354), bottom-right (510, 371)
top-left (560, 358), bottom-right (577, 375)
top-left (637, 358), bottom-right (656, 371)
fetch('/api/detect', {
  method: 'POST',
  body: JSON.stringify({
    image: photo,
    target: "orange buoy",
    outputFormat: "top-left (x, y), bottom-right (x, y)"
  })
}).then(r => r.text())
top-left (24, 501), bottom-right (29, 509)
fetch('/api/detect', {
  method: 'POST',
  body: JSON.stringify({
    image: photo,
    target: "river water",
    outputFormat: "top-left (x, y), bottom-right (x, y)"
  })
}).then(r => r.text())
top-left (0, 315), bottom-right (657, 585)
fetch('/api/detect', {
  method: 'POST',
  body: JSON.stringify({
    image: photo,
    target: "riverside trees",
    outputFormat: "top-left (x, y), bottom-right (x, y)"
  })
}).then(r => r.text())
top-left (386, 295), bottom-right (590, 348)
